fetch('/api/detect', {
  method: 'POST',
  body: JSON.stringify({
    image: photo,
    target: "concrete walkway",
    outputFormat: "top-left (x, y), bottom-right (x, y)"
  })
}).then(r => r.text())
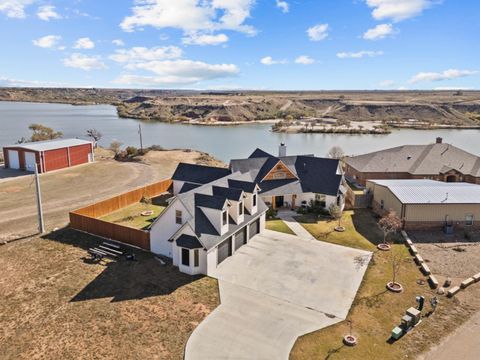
top-left (276, 210), bottom-right (316, 240)
top-left (185, 230), bottom-right (371, 360)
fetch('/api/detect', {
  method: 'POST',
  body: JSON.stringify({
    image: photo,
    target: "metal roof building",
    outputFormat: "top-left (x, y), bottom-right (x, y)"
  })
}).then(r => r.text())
top-left (366, 179), bottom-right (480, 231)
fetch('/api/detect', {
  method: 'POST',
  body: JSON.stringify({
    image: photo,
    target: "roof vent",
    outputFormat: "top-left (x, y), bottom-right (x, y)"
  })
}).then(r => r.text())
top-left (407, 155), bottom-right (412, 160)
top-left (436, 137), bottom-right (443, 144)
top-left (279, 143), bottom-right (287, 157)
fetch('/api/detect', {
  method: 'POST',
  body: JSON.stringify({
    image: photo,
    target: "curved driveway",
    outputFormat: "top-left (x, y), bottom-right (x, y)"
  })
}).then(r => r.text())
top-left (185, 230), bottom-right (371, 360)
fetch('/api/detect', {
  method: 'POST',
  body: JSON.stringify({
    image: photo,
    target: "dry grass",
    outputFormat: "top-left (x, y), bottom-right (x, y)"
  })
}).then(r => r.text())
top-left (0, 229), bottom-right (219, 360)
top-left (291, 210), bottom-right (479, 360)
top-left (100, 203), bottom-right (166, 230)
top-left (266, 219), bottom-right (295, 235)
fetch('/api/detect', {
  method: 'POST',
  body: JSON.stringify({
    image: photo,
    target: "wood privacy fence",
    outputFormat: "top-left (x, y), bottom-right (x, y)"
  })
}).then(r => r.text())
top-left (69, 179), bottom-right (172, 250)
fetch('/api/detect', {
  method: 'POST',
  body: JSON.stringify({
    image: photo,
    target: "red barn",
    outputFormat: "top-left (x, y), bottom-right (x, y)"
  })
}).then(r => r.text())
top-left (3, 138), bottom-right (94, 173)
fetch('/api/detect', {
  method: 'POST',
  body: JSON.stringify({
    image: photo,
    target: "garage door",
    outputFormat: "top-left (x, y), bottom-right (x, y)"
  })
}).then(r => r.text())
top-left (7, 150), bottom-right (20, 169)
top-left (234, 227), bottom-right (247, 251)
top-left (249, 219), bottom-right (260, 239)
top-left (24, 152), bottom-right (37, 171)
top-left (217, 237), bottom-right (232, 265)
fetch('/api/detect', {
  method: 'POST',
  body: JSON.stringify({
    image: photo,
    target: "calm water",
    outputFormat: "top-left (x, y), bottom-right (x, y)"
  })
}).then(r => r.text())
top-left (1, 101), bottom-right (479, 161)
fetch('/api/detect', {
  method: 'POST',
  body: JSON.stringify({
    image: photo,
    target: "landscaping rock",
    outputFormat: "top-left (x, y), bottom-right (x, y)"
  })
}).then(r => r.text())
top-left (437, 287), bottom-right (445, 295)
top-left (405, 239), bottom-right (413, 247)
top-left (414, 254), bottom-right (424, 265)
top-left (447, 286), bottom-right (461, 298)
top-left (420, 263), bottom-right (431, 275)
top-left (461, 277), bottom-right (475, 289)
top-left (409, 245), bottom-right (418, 255)
top-left (428, 275), bottom-right (439, 289)
top-left (473, 273), bottom-right (480, 282)
top-left (401, 230), bottom-right (408, 239)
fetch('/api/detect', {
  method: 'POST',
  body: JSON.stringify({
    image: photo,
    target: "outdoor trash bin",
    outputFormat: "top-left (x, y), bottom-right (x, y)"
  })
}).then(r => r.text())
top-left (391, 327), bottom-right (403, 340)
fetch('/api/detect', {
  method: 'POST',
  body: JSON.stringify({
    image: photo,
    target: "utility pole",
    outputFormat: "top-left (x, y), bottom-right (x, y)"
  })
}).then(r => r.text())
top-left (138, 124), bottom-right (144, 153)
top-left (34, 164), bottom-right (45, 234)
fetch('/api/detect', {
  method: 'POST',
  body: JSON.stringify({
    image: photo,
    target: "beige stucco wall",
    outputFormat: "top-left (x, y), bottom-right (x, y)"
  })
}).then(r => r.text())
top-left (405, 204), bottom-right (480, 222)
top-left (367, 182), bottom-right (403, 216)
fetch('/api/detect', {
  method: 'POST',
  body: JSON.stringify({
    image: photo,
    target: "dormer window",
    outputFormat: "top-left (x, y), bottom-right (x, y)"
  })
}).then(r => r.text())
top-left (253, 194), bottom-right (257, 207)
top-left (239, 201), bottom-right (244, 215)
top-left (176, 210), bottom-right (182, 224)
top-left (222, 210), bottom-right (228, 226)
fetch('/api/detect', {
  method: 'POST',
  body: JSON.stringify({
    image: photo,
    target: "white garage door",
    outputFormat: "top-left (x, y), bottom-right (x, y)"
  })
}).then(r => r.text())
top-left (24, 152), bottom-right (37, 171)
top-left (8, 150), bottom-right (20, 169)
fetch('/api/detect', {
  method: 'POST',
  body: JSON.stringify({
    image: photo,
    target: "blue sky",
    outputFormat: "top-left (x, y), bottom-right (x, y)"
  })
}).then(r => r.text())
top-left (0, 0), bottom-right (478, 90)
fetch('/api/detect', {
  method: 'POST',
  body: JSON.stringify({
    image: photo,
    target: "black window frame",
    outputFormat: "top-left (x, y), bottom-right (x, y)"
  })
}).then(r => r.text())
top-left (222, 210), bottom-right (228, 226)
top-left (194, 249), bottom-right (199, 267)
top-left (175, 210), bottom-right (182, 224)
top-left (253, 193), bottom-right (257, 207)
top-left (466, 214), bottom-right (474, 226)
top-left (239, 201), bottom-right (243, 215)
top-left (181, 248), bottom-right (190, 266)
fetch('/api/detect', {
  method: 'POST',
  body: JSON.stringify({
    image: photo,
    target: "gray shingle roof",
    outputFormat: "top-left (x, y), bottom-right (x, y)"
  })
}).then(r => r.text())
top-left (195, 193), bottom-right (228, 210)
top-left (172, 163), bottom-right (231, 184)
top-left (369, 179), bottom-right (480, 204)
top-left (212, 185), bottom-right (244, 201)
top-left (176, 234), bottom-right (203, 249)
top-left (346, 143), bottom-right (480, 177)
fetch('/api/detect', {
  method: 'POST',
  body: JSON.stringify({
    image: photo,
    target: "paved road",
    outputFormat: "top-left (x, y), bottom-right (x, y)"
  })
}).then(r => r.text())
top-left (185, 230), bottom-right (371, 360)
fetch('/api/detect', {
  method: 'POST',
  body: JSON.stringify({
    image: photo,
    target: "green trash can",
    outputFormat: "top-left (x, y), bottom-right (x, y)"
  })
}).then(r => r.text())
top-left (391, 326), bottom-right (403, 340)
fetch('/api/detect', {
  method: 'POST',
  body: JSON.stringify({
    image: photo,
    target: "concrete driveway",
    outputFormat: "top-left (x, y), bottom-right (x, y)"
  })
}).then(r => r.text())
top-left (185, 230), bottom-right (372, 360)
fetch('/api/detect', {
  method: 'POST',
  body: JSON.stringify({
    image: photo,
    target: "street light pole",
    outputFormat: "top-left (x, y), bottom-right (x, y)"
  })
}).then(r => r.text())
top-left (138, 124), bottom-right (144, 153)
top-left (34, 164), bottom-right (45, 234)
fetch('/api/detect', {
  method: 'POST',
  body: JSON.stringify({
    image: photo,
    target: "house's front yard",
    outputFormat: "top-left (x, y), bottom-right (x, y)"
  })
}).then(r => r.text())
top-left (266, 218), bottom-right (295, 235)
top-left (291, 209), bottom-right (480, 360)
top-left (100, 203), bottom-right (166, 230)
top-left (0, 229), bottom-right (219, 360)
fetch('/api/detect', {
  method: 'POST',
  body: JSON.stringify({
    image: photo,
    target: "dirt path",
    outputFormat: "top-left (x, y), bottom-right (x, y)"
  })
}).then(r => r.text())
top-left (419, 310), bottom-right (480, 360)
top-left (0, 149), bottom-right (224, 240)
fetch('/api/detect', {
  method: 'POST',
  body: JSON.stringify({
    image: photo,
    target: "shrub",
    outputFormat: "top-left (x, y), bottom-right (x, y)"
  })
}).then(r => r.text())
top-left (266, 208), bottom-right (278, 219)
top-left (125, 146), bottom-right (138, 157)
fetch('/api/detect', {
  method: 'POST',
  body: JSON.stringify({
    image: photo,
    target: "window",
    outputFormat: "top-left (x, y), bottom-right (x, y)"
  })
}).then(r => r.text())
top-left (175, 210), bottom-right (182, 224)
top-left (380, 200), bottom-right (384, 210)
top-left (239, 201), bottom-right (243, 215)
top-left (253, 194), bottom-right (257, 207)
top-left (273, 172), bottom-right (287, 179)
top-left (181, 248), bottom-right (190, 266)
top-left (466, 214), bottom-right (474, 226)
top-left (222, 210), bottom-right (228, 226)
top-left (194, 249), bottom-right (199, 267)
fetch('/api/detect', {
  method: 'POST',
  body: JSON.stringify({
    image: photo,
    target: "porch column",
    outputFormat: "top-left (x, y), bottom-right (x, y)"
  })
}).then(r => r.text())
top-left (292, 194), bottom-right (296, 209)
top-left (272, 196), bottom-right (276, 210)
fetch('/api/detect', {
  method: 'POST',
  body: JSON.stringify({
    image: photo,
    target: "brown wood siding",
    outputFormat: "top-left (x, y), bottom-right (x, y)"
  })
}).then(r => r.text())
top-left (69, 179), bottom-right (173, 250)
top-left (262, 161), bottom-right (297, 181)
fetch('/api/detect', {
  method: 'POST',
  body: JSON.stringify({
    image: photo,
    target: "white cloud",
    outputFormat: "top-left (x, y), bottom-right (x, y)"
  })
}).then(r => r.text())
top-left (363, 23), bottom-right (395, 40)
top-left (409, 69), bottom-right (478, 83)
top-left (337, 50), bottom-right (384, 59)
top-left (63, 53), bottom-right (107, 71)
top-left (307, 23), bottom-right (329, 41)
top-left (0, 75), bottom-right (67, 87)
top-left (110, 46), bottom-right (183, 63)
top-left (113, 59), bottom-right (239, 86)
top-left (365, 0), bottom-right (435, 22)
top-left (295, 55), bottom-right (315, 65)
top-left (112, 39), bottom-right (125, 47)
top-left (182, 32), bottom-right (229, 46)
top-left (37, 5), bottom-right (61, 21)
top-left (260, 56), bottom-right (287, 65)
top-left (276, 0), bottom-right (289, 13)
top-left (434, 86), bottom-right (473, 90)
top-left (74, 37), bottom-right (95, 50)
top-left (0, 0), bottom-right (35, 18)
top-left (32, 35), bottom-right (62, 49)
top-left (379, 79), bottom-right (395, 87)
top-left (120, 0), bottom-right (256, 43)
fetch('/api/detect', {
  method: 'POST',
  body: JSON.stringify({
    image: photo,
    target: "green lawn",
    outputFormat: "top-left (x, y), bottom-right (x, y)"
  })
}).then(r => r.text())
top-left (266, 219), bottom-right (295, 235)
top-left (295, 210), bottom-right (381, 251)
top-left (100, 203), bottom-right (166, 230)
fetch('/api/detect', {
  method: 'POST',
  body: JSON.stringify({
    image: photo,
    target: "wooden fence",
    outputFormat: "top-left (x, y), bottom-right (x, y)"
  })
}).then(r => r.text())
top-left (69, 179), bottom-right (173, 250)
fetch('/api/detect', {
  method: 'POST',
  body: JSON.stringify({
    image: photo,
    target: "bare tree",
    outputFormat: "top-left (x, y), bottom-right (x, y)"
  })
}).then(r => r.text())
top-left (328, 146), bottom-right (345, 159)
top-left (378, 209), bottom-right (403, 245)
top-left (328, 203), bottom-right (343, 227)
top-left (109, 141), bottom-right (123, 155)
top-left (86, 129), bottom-right (102, 147)
top-left (390, 246), bottom-right (408, 285)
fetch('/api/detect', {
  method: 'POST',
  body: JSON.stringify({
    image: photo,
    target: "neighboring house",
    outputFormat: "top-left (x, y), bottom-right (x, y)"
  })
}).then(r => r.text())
top-left (367, 179), bottom-right (480, 230)
top-left (230, 144), bottom-right (346, 210)
top-left (3, 138), bottom-right (94, 173)
top-left (150, 170), bottom-right (267, 276)
top-left (345, 138), bottom-right (480, 186)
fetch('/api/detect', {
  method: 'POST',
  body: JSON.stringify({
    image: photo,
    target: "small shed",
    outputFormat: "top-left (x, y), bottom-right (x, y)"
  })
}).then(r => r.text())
top-left (3, 138), bottom-right (94, 173)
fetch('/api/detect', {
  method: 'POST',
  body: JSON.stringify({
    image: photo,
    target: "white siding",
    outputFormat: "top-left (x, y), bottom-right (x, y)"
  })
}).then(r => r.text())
top-left (149, 200), bottom-right (191, 257)
top-left (244, 192), bottom-right (258, 215)
top-left (173, 180), bottom-right (185, 195)
top-left (228, 199), bottom-right (245, 225)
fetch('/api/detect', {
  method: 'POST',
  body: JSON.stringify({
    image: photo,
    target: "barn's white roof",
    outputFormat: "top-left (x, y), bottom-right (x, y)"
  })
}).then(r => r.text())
top-left (4, 138), bottom-right (92, 152)
top-left (368, 179), bottom-right (480, 204)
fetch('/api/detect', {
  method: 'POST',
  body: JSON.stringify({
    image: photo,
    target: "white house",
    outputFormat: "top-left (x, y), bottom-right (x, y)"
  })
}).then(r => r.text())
top-left (149, 170), bottom-right (266, 276)
top-left (230, 144), bottom-right (346, 211)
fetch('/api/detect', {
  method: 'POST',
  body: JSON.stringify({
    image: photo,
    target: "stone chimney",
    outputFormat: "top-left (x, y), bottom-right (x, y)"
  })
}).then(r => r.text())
top-left (436, 137), bottom-right (443, 144)
top-left (279, 143), bottom-right (287, 157)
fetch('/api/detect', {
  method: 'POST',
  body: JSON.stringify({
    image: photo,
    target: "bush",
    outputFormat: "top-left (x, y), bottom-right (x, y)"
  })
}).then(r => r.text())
top-left (125, 146), bottom-right (138, 157)
top-left (266, 208), bottom-right (278, 220)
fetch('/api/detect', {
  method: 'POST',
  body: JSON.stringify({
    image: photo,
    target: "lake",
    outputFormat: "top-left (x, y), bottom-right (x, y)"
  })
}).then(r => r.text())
top-left (1, 101), bottom-right (479, 161)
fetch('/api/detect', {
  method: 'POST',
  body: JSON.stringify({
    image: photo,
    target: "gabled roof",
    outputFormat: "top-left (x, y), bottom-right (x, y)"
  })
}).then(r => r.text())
top-left (212, 186), bottom-right (244, 201)
top-left (345, 143), bottom-right (480, 177)
top-left (172, 163), bottom-right (231, 184)
top-left (369, 179), bottom-right (480, 204)
top-left (227, 179), bottom-right (259, 193)
top-left (176, 234), bottom-right (203, 249)
top-left (4, 138), bottom-right (92, 151)
top-left (249, 148), bottom-right (273, 158)
top-left (195, 193), bottom-right (228, 210)
top-left (230, 149), bottom-right (343, 196)
top-left (179, 182), bottom-right (201, 194)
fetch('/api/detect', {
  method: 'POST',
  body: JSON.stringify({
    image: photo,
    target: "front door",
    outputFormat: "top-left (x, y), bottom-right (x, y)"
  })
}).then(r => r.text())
top-left (275, 196), bottom-right (284, 208)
